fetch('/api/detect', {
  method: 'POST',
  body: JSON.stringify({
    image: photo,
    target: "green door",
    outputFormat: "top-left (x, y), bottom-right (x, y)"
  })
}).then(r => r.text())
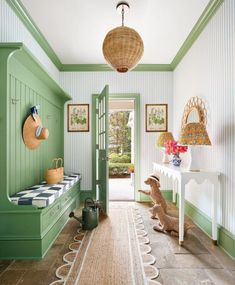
top-left (96, 85), bottom-right (109, 214)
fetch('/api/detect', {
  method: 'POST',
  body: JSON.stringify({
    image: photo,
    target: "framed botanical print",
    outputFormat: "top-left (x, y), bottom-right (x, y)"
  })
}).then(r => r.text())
top-left (145, 104), bottom-right (168, 132)
top-left (67, 104), bottom-right (89, 132)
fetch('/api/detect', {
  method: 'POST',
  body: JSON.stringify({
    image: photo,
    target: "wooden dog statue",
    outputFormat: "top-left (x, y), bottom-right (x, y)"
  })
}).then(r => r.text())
top-left (138, 174), bottom-right (168, 215)
top-left (152, 204), bottom-right (194, 236)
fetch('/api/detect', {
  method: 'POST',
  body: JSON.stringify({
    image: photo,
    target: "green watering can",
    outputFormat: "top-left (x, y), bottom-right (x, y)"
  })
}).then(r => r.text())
top-left (69, 198), bottom-right (99, 230)
top-left (82, 198), bottom-right (99, 230)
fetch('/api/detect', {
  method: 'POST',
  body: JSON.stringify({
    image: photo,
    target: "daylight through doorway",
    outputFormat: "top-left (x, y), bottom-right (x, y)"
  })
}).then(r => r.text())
top-left (109, 99), bottom-right (135, 201)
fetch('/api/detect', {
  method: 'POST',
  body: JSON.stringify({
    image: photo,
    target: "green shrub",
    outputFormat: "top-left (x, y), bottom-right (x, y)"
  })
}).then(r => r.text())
top-left (119, 154), bottom-right (130, 163)
top-left (109, 153), bottom-right (131, 163)
top-left (109, 163), bottom-right (134, 176)
top-left (124, 152), bottom-right (131, 158)
top-left (109, 153), bottom-right (119, 162)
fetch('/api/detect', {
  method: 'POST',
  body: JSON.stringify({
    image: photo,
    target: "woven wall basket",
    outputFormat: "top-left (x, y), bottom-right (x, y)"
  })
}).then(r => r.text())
top-left (103, 26), bottom-right (144, 73)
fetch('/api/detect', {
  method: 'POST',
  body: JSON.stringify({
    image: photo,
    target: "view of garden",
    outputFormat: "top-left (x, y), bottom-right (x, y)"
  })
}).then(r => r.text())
top-left (109, 111), bottom-right (134, 178)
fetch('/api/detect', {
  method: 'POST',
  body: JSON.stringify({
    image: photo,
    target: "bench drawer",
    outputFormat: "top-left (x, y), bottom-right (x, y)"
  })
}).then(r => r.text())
top-left (41, 202), bottom-right (61, 231)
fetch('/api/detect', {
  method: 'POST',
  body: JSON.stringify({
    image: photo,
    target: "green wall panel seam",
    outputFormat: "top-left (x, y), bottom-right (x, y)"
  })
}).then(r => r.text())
top-left (6, 0), bottom-right (223, 72)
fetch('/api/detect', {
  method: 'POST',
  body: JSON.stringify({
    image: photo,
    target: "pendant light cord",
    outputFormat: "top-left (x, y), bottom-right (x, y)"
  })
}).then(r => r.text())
top-left (122, 5), bottom-right (125, 26)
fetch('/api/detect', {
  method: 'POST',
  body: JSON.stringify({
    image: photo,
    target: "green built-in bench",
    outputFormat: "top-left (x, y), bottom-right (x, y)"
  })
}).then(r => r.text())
top-left (0, 43), bottom-right (80, 258)
top-left (0, 43), bottom-right (76, 259)
top-left (0, 174), bottom-right (81, 259)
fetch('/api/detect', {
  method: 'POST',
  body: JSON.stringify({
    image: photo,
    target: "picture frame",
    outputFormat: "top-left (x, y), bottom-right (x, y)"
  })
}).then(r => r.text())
top-left (145, 104), bottom-right (168, 132)
top-left (67, 104), bottom-right (89, 132)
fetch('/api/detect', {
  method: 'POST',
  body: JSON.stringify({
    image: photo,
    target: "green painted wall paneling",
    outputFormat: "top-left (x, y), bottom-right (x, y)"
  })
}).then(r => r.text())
top-left (6, 0), bottom-right (224, 72)
top-left (0, 43), bottom-right (77, 259)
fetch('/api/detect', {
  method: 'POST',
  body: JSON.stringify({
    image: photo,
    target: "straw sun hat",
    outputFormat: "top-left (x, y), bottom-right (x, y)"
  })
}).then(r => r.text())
top-left (23, 114), bottom-right (49, 150)
top-left (148, 174), bottom-right (160, 183)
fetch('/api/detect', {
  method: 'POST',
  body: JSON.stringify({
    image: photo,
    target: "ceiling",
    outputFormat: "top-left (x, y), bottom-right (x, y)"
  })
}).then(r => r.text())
top-left (21, 0), bottom-right (210, 65)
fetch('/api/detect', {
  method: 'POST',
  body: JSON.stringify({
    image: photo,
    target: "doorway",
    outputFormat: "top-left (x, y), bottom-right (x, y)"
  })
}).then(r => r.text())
top-left (92, 92), bottom-right (140, 209)
top-left (108, 99), bottom-right (135, 201)
top-left (108, 94), bottom-right (140, 201)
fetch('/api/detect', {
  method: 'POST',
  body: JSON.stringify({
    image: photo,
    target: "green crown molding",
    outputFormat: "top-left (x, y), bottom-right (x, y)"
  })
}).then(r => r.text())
top-left (6, 0), bottom-right (62, 69)
top-left (133, 64), bottom-right (172, 72)
top-left (61, 64), bottom-right (113, 72)
top-left (6, 0), bottom-right (224, 72)
top-left (171, 0), bottom-right (224, 69)
top-left (61, 64), bottom-right (172, 72)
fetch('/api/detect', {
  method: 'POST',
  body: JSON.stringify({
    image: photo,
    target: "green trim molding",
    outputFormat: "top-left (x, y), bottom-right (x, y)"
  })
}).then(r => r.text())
top-left (141, 190), bottom-right (235, 260)
top-left (61, 64), bottom-right (173, 72)
top-left (140, 190), bottom-right (173, 203)
top-left (171, 0), bottom-right (224, 69)
top-left (176, 193), bottom-right (235, 260)
top-left (6, 0), bottom-right (62, 69)
top-left (162, 190), bottom-right (173, 201)
top-left (6, 0), bottom-right (224, 72)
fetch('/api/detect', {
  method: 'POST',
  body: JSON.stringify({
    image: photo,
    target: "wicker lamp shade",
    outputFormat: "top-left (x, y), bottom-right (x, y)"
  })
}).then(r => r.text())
top-left (103, 26), bottom-right (144, 73)
top-left (179, 122), bottom-right (211, 145)
top-left (157, 132), bottom-right (174, 147)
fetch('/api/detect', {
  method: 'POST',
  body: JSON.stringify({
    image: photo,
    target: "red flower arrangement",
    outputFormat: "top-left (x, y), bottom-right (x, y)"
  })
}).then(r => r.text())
top-left (164, 140), bottom-right (188, 155)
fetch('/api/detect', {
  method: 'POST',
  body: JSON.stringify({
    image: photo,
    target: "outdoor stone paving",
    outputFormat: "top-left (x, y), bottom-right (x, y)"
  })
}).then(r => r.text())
top-left (109, 178), bottom-right (134, 200)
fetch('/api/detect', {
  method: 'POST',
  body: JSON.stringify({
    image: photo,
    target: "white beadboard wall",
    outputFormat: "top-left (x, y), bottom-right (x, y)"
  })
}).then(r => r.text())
top-left (60, 72), bottom-right (173, 191)
top-left (0, 0), bottom-right (60, 81)
top-left (173, 0), bottom-right (235, 234)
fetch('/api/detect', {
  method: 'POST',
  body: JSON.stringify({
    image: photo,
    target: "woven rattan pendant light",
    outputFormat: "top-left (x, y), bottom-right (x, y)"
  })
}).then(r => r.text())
top-left (102, 1), bottom-right (144, 73)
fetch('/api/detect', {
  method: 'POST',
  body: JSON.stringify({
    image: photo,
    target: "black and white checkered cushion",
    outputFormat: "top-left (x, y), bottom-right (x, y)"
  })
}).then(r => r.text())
top-left (10, 174), bottom-right (81, 208)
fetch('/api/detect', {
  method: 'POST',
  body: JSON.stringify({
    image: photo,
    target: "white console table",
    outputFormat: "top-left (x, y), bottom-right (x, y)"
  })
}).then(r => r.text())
top-left (153, 162), bottom-right (220, 245)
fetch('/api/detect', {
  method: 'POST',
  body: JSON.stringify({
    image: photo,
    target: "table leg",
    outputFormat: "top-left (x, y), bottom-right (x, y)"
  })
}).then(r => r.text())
top-left (179, 178), bottom-right (185, 245)
top-left (211, 178), bottom-right (218, 245)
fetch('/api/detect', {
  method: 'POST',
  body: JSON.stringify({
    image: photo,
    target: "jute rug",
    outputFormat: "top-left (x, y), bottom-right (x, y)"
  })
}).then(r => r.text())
top-left (50, 205), bottom-right (161, 285)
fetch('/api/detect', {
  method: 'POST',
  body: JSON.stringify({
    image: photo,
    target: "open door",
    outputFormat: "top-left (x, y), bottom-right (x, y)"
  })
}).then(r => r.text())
top-left (96, 85), bottom-right (109, 214)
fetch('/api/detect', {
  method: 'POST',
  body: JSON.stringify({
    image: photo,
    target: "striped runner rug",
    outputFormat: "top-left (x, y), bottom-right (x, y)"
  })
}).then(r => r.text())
top-left (50, 204), bottom-right (160, 285)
